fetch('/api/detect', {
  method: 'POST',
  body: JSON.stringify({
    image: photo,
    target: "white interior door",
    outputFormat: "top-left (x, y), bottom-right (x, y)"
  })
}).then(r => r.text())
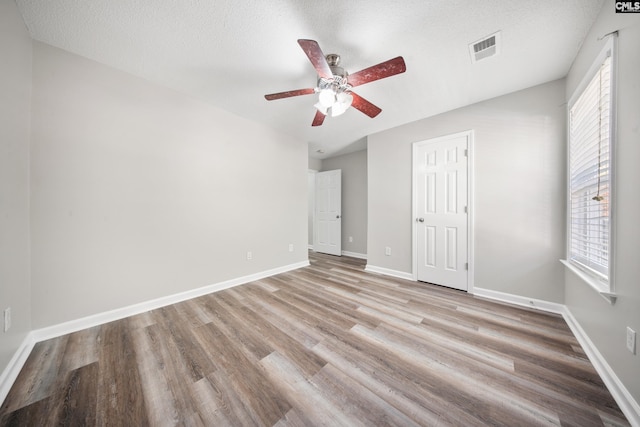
top-left (414, 133), bottom-right (470, 291)
top-left (315, 169), bottom-right (342, 256)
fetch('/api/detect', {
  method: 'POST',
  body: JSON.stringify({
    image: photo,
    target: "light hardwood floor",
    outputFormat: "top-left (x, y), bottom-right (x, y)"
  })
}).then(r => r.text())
top-left (0, 252), bottom-right (630, 426)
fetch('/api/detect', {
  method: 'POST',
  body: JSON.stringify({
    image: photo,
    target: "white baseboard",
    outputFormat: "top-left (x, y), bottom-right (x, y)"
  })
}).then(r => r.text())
top-left (474, 287), bottom-right (640, 426)
top-left (1, 260), bottom-right (309, 406)
top-left (0, 333), bottom-right (36, 405)
top-left (472, 287), bottom-right (565, 314)
top-left (342, 251), bottom-right (367, 260)
top-left (31, 260), bottom-right (309, 343)
top-left (364, 264), bottom-right (413, 281)
top-left (561, 308), bottom-right (640, 427)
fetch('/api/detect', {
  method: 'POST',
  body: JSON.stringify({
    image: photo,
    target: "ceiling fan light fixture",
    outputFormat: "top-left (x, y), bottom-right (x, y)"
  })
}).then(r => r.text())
top-left (330, 105), bottom-right (345, 117)
top-left (314, 102), bottom-right (329, 115)
top-left (331, 92), bottom-right (353, 117)
top-left (315, 75), bottom-right (353, 116)
top-left (336, 91), bottom-right (353, 106)
top-left (318, 88), bottom-right (336, 108)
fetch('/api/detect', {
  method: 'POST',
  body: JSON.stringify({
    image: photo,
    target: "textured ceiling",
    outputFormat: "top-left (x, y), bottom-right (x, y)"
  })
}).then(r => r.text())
top-left (15, 0), bottom-right (604, 159)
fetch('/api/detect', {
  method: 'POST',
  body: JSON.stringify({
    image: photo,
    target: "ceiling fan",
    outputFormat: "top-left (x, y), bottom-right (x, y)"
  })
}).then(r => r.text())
top-left (264, 39), bottom-right (406, 126)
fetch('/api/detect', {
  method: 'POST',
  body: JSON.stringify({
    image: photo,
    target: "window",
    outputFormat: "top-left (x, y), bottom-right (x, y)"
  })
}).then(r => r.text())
top-left (566, 37), bottom-right (615, 293)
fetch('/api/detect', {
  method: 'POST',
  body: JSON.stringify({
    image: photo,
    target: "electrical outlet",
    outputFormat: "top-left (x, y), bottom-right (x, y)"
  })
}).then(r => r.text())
top-left (288, 244), bottom-right (294, 252)
top-left (385, 246), bottom-right (392, 256)
top-left (246, 251), bottom-right (252, 260)
top-left (627, 327), bottom-right (636, 354)
top-left (4, 308), bottom-right (11, 333)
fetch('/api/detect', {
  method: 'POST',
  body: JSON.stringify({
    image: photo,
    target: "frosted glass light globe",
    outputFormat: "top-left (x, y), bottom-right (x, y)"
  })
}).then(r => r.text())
top-left (318, 89), bottom-right (336, 108)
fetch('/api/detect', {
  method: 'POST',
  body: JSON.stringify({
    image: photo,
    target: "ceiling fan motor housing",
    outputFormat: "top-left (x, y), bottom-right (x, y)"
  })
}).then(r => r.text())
top-left (318, 53), bottom-right (350, 96)
top-left (326, 53), bottom-right (347, 78)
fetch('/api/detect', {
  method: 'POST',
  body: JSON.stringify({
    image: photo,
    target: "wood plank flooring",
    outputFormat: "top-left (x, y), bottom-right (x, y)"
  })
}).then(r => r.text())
top-left (0, 252), bottom-right (630, 426)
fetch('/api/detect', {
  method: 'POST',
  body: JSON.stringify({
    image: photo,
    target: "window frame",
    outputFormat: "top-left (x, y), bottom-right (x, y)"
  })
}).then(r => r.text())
top-left (564, 35), bottom-right (617, 299)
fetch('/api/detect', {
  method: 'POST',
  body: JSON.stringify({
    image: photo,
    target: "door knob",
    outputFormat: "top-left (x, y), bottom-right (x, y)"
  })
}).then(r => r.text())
top-left (416, 218), bottom-right (424, 222)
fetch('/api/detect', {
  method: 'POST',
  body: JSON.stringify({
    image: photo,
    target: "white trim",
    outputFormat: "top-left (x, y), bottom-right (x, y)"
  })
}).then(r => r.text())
top-left (566, 35), bottom-right (617, 294)
top-left (560, 259), bottom-right (617, 304)
top-left (568, 35), bottom-right (617, 106)
top-left (467, 132), bottom-right (475, 294)
top-left (30, 260), bottom-right (309, 343)
top-left (342, 251), bottom-right (367, 260)
top-left (308, 170), bottom-right (317, 252)
top-left (562, 307), bottom-right (640, 427)
top-left (0, 333), bottom-right (36, 405)
top-left (472, 287), bottom-right (565, 314)
top-left (308, 244), bottom-right (314, 250)
top-left (472, 286), bottom-right (640, 426)
top-left (365, 264), bottom-right (413, 281)
top-left (411, 130), bottom-right (475, 292)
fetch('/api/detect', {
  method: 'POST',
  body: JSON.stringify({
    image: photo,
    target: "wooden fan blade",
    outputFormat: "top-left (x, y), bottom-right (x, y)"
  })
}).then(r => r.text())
top-left (298, 39), bottom-right (333, 79)
top-left (347, 56), bottom-right (406, 87)
top-left (351, 92), bottom-right (382, 118)
top-left (265, 88), bottom-right (315, 101)
top-left (312, 110), bottom-right (326, 126)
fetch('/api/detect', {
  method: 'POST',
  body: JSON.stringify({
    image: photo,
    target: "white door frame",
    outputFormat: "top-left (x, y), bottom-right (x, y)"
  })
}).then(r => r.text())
top-left (308, 170), bottom-right (317, 250)
top-left (412, 130), bottom-right (475, 292)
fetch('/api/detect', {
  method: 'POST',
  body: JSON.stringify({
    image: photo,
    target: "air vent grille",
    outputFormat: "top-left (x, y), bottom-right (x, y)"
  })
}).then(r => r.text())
top-left (469, 31), bottom-right (501, 63)
top-left (473, 36), bottom-right (495, 53)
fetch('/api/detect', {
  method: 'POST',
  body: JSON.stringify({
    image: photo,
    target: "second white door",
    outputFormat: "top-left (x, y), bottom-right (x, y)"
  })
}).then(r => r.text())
top-left (414, 133), bottom-right (470, 291)
top-left (315, 169), bottom-right (342, 256)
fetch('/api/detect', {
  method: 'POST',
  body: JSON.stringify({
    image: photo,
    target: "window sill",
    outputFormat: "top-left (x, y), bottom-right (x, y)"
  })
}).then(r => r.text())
top-left (560, 259), bottom-right (616, 304)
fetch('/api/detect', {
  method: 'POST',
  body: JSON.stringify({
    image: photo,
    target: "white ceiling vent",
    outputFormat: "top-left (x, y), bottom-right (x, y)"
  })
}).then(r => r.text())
top-left (469, 31), bottom-right (501, 63)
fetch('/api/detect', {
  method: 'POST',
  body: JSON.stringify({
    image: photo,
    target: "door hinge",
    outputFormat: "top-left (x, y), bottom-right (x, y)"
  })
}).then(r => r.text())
top-left (464, 206), bottom-right (468, 214)
top-left (464, 149), bottom-right (468, 157)
top-left (465, 263), bottom-right (469, 270)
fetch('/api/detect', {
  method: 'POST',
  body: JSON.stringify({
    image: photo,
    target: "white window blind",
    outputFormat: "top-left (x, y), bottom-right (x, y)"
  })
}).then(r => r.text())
top-left (568, 54), bottom-right (612, 280)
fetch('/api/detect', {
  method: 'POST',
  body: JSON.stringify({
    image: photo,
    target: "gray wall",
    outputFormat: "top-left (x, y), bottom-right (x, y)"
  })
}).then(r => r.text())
top-left (0, 0), bottom-right (32, 378)
top-left (308, 157), bottom-right (322, 171)
top-left (367, 79), bottom-right (566, 303)
top-left (564, 6), bottom-right (640, 403)
top-left (321, 150), bottom-right (368, 256)
top-left (30, 42), bottom-right (308, 328)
